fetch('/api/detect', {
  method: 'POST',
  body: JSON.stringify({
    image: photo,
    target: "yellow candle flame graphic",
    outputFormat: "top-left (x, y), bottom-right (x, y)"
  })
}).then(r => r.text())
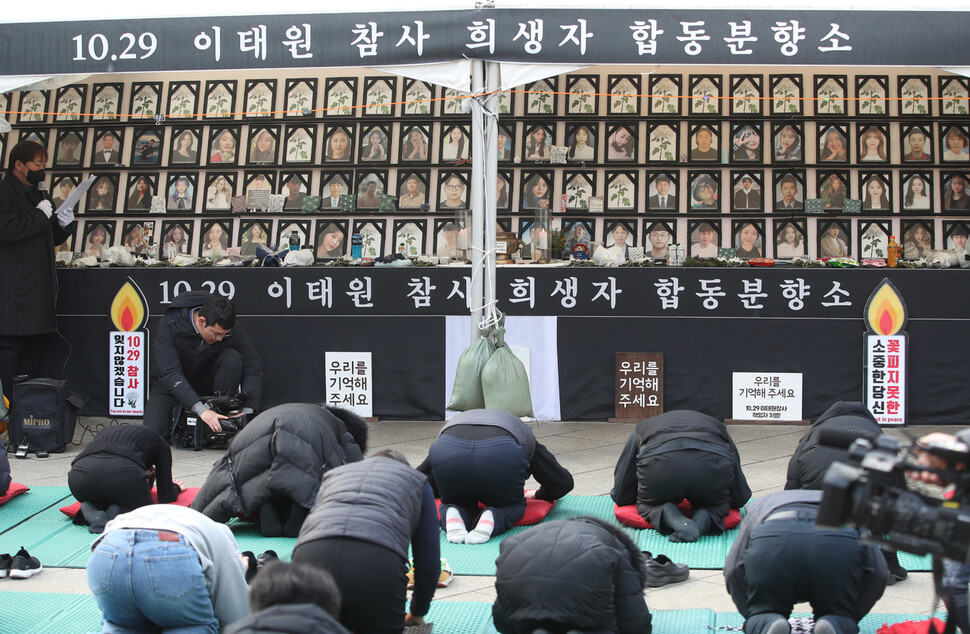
top-left (110, 281), bottom-right (147, 332)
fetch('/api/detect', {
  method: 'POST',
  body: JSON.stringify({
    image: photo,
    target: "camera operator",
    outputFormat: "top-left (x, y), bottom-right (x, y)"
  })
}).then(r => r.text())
top-left (909, 431), bottom-right (970, 634)
top-left (143, 291), bottom-right (262, 441)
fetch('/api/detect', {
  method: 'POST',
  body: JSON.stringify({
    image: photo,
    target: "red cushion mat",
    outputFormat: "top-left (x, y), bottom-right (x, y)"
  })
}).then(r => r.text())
top-left (0, 483), bottom-right (29, 506)
top-left (614, 499), bottom-right (742, 529)
top-left (435, 491), bottom-right (555, 527)
top-left (60, 486), bottom-right (200, 518)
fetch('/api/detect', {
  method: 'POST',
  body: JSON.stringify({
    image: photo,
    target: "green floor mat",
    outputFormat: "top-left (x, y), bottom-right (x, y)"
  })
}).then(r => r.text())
top-left (0, 486), bottom-right (72, 534)
top-left (226, 518), bottom-right (296, 561)
top-left (0, 592), bottom-right (102, 634)
top-left (424, 601), bottom-right (495, 634)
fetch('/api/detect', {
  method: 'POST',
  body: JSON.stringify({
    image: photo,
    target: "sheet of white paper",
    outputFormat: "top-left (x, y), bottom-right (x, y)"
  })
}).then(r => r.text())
top-left (56, 174), bottom-right (96, 215)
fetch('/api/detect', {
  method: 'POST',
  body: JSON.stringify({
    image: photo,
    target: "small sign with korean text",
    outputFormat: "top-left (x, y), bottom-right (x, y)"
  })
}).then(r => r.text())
top-left (107, 280), bottom-right (149, 417)
top-left (325, 351), bottom-right (373, 418)
top-left (611, 352), bottom-right (663, 422)
top-left (863, 279), bottom-right (908, 425)
top-left (732, 372), bottom-right (802, 421)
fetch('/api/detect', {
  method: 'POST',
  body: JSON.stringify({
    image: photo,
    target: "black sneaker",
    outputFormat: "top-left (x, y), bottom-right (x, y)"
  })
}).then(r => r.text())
top-left (256, 550), bottom-right (279, 569)
top-left (0, 553), bottom-right (12, 578)
top-left (643, 551), bottom-right (689, 587)
top-left (9, 547), bottom-right (42, 579)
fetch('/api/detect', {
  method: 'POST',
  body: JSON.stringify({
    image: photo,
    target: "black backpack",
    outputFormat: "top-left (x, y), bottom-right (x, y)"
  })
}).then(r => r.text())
top-left (8, 378), bottom-right (84, 453)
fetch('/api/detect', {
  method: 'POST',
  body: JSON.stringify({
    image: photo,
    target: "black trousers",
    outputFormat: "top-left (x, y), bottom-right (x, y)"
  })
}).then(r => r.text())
top-left (429, 434), bottom-right (529, 536)
top-left (0, 333), bottom-right (65, 403)
top-left (740, 517), bottom-right (887, 634)
top-left (142, 347), bottom-right (243, 439)
top-left (638, 449), bottom-right (733, 533)
top-left (68, 453), bottom-right (153, 515)
top-left (293, 537), bottom-right (407, 634)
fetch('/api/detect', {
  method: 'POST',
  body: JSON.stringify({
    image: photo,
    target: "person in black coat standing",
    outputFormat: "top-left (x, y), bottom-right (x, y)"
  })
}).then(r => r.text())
top-left (612, 410), bottom-right (751, 542)
top-left (142, 291), bottom-right (262, 440)
top-left (493, 516), bottom-right (652, 634)
top-left (0, 141), bottom-right (75, 406)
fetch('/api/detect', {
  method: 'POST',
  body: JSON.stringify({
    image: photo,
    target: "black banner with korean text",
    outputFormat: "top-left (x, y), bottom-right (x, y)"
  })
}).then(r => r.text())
top-left (56, 266), bottom-right (970, 424)
top-left (3, 9), bottom-right (967, 76)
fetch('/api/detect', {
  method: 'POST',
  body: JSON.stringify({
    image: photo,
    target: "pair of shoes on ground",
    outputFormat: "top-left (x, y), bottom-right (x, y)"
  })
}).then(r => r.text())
top-left (0, 547), bottom-right (42, 579)
top-left (406, 557), bottom-right (454, 590)
top-left (643, 551), bottom-right (689, 587)
top-left (757, 614), bottom-right (839, 634)
top-left (241, 549), bottom-right (279, 584)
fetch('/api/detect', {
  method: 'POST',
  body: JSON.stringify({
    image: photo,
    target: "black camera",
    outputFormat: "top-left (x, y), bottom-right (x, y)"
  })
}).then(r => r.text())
top-left (817, 434), bottom-right (970, 563)
top-left (172, 392), bottom-right (249, 450)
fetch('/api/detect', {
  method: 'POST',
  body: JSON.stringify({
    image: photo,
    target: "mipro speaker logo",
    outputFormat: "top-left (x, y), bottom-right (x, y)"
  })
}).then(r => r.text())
top-left (23, 414), bottom-right (51, 428)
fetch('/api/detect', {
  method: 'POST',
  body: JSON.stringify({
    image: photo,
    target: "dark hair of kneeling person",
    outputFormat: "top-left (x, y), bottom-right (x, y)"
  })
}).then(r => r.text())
top-left (292, 449), bottom-right (440, 633)
top-left (225, 561), bottom-right (350, 634)
top-left (416, 408), bottom-right (574, 545)
top-left (191, 403), bottom-right (368, 538)
top-left (492, 516), bottom-right (652, 634)
top-left (68, 424), bottom-right (182, 532)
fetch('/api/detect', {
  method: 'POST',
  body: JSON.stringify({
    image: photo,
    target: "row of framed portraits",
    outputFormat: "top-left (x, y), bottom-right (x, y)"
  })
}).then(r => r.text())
top-left (9, 72), bottom-right (969, 123)
top-left (64, 216), bottom-right (968, 264)
top-left (48, 167), bottom-right (970, 216)
top-left (12, 119), bottom-right (970, 171)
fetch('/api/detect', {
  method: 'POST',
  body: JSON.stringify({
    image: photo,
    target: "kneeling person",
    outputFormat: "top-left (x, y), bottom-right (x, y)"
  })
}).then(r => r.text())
top-left (417, 408), bottom-right (574, 544)
top-left (612, 410), bottom-right (751, 542)
top-left (724, 490), bottom-right (889, 634)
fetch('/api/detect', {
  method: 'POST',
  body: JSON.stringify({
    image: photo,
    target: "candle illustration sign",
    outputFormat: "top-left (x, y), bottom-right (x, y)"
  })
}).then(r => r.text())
top-left (108, 279), bottom-right (149, 416)
top-left (863, 278), bottom-right (908, 425)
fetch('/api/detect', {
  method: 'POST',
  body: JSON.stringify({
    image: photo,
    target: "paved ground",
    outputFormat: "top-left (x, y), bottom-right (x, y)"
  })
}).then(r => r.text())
top-left (0, 416), bottom-right (951, 620)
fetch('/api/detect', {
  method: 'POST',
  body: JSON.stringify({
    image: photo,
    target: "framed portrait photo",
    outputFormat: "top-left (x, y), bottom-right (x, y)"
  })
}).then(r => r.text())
top-left (247, 126), bottom-right (280, 165)
top-left (562, 219), bottom-right (594, 256)
top-left (901, 221), bottom-right (934, 259)
top-left (731, 171), bottom-right (763, 212)
top-left (606, 124), bottom-right (637, 162)
top-left (942, 125), bottom-right (970, 163)
top-left (50, 174), bottom-right (81, 211)
top-left (688, 219), bottom-right (720, 258)
top-left (858, 124), bottom-right (890, 163)
top-left (818, 220), bottom-right (851, 258)
top-left (901, 124), bottom-right (933, 163)
top-left (166, 173), bottom-right (198, 213)
top-left (86, 174), bottom-right (119, 214)
top-left (203, 173), bottom-right (236, 212)
top-left (121, 221), bottom-right (155, 256)
top-left (203, 80), bottom-right (236, 119)
top-left (942, 172), bottom-right (970, 213)
top-left (496, 170), bottom-right (514, 212)
top-left (644, 221), bottom-right (675, 259)
top-left (519, 171), bottom-right (552, 213)
top-left (438, 171), bottom-right (470, 211)
top-left (400, 124), bottom-right (431, 163)
top-left (774, 171), bottom-right (806, 211)
top-left (818, 124), bottom-right (849, 163)
top-left (314, 220), bottom-right (348, 260)
top-left (92, 129), bottom-right (124, 167)
top-left (81, 221), bottom-right (115, 258)
top-left (130, 127), bottom-right (163, 167)
top-left (244, 79), bottom-right (277, 118)
top-left (363, 76), bottom-right (396, 116)
top-left (324, 78), bottom-right (356, 116)
top-left (732, 220), bottom-right (765, 259)
top-left (813, 75), bottom-right (847, 116)
top-left (648, 75), bottom-right (681, 116)
top-left (772, 122), bottom-right (804, 162)
top-left (898, 75), bottom-right (932, 117)
top-left (199, 220), bottom-right (232, 258)
top-left (323, 124), bottom-right (355, 163)
top-left (900, 171), bottom-right (933, 213)
top-left (54, 84), bottom-right (86, 122)
top-left (169, 127), bottom-right (202, 166)
top-left (606, 171), bottom-right (637, 212)
top-left (319, 172), bottom-right (353, 209)
top-left (567, 74), bottom-right (600, 115)
top-left (607, 75), bottom-right (639, 116)
top-left (521, 123), bottom-right (552, 162)
top-left (159, 221), bottom-right (192, 260)
top-left (359, 124), bottom-right (390, 163)
top-left (647, 172), bottom-right (678, 212)
top-left (944, 221), bottom-right (970, 251)
top-left (91, 82), bottom-right (123, 121)
top-left (565, 123), bottom-right (597, 163)
top-left (729, 123), bottom-right (762, 163)
top-left (818, 171), bottom-right (849, 211)
top-left (859, 171), bottom-right (892, 213)
top-left (53, 129), bottom-right (85, 168)
top-left (356, 172), bottom-right (388, 211)
top-left (397, 171), bottom-right (429, 211)
top-left (688, 171), bottom-right (720, 212)
top-left (730, 74), bottom-right (762, 116)
top-left (284, 78), bottom-right (317, 117)
top-left (279, 172), bottom-right (311, 212)
top-left (689, 75), bottom-right (721, 116)
top-left (208, 126), bottom-right (241, 166)
top-left (773, 219), bottom-right (807, 259)
top-left (124, 174), bottom-right (156, 212)
top-left (166, 81), bottom-right (199, 120)
top-left (769, 74), bottom-right (803, 115)
top-left (689, 123), bottom-right (720, 162)
top-left (239, 221), bottom-right (271, 256)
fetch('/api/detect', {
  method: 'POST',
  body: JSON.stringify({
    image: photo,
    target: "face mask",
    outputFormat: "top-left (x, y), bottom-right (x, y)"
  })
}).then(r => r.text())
top-left (25, 167), bottom-right (46, 186)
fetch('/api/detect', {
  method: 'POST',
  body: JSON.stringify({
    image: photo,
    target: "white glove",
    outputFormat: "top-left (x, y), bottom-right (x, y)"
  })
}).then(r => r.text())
top-left (36, 200), bottom-right (53, 219)
top-left (55, 205), bottom-right (75, 228)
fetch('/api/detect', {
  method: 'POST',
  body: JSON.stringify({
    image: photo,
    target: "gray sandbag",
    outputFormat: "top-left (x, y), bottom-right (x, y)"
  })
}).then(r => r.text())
top-left (481, 328), bottom-right (534, 417)
top-left (447, 331), bottom-right (495, 411)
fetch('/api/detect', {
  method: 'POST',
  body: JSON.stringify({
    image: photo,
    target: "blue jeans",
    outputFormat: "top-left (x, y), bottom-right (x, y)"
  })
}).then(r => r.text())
top-left (87, 529), bottom-right (218, 633)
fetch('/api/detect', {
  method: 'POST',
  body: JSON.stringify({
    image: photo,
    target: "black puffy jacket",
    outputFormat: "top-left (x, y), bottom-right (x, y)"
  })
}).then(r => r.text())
top-left (191, 403), bottom-right (364, 522)
top-left (492, 517), bottom-right (652, 634)
top-left (785, 401), bottom-right (883, 490)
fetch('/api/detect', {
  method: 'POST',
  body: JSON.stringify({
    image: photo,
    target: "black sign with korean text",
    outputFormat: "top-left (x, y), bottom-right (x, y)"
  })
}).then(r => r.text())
top-left (3, 9), bottom-right (967, 76)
